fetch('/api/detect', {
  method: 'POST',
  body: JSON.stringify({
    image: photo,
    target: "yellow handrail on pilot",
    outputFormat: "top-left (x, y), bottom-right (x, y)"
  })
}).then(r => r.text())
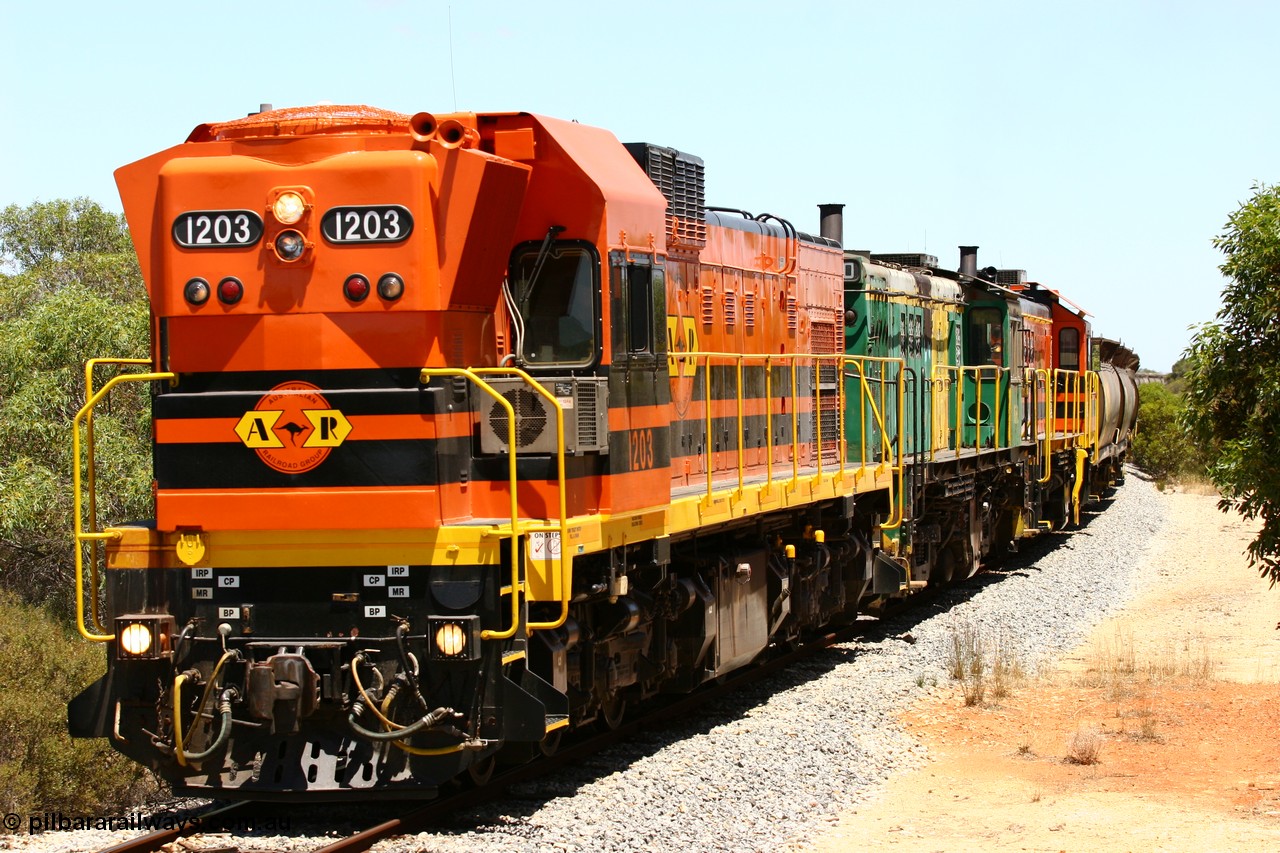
top-left (82, 359), bottom-right (156, 634)
top-left (73, 367), bottom-right (176, 642)
top-left (470, 367), bottom-right (571, 633)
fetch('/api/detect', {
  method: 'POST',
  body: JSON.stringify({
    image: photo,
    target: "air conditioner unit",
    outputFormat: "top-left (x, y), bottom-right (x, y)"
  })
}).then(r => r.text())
top-left (478, 377), bottom-right (609, 455)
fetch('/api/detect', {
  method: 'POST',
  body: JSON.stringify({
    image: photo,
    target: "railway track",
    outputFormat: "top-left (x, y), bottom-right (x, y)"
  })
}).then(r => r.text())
top-left (310, 620), bottom-right (866, 852)
top-left (96, 802), bottom-right (257, 853)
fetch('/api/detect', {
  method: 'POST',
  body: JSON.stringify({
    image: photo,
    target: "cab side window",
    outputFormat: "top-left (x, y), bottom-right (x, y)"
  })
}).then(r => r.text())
top-left (967, 307), bottom-right (1004, 366)
top-left (1059, 327), bottom-right (1080, 371)
top-left (511, 243), bottom-right (598, 367)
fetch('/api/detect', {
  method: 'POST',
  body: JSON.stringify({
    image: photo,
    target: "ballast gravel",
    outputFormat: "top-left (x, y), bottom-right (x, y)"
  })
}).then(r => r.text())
top-left (3, 474), bottom-right (1166, 853)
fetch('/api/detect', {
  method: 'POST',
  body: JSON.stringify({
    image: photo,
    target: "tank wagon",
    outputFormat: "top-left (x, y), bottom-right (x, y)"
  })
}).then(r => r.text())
top-left (69, 105), bottom-right (1137, 798)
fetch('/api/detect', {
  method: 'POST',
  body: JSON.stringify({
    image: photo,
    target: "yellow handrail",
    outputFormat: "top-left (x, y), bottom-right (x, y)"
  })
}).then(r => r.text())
top-left (469, 367), bottom-right (571, 633)
top-left (419, 368), bottom-right (555, 640)
top-left (837, 356), bottom-right (904, 528)
top-left (670, 351), bottom-right (904, 511)
top-left (73, 368), bottom-right (176, 642)
top-left (82, 358), bottom-right (156, 635)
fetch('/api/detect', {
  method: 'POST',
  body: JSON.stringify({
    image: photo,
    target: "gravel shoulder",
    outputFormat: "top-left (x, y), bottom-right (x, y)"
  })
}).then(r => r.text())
top-left (808, 484), bottom-right (1280, 852)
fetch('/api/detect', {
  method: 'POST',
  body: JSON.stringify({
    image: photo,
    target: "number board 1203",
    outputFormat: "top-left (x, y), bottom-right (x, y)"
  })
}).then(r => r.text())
top-left (172, 210), bottom-right (264, 248)
top-left (322, 205), bottom-right (413, 244)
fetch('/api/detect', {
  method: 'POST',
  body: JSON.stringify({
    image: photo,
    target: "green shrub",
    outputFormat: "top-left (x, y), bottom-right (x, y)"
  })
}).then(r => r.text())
top-left (1133, 382), bottom-right (1205, 484)
top-left (0, 591), bottom-right (157, 814)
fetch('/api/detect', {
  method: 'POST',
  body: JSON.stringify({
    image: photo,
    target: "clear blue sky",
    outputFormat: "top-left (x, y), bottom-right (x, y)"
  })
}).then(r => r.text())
top-left (3, 0), bottom-right (1274, 371)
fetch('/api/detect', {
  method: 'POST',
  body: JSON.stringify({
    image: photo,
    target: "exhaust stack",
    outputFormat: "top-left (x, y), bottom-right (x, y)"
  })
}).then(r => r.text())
top-left (959, 246), bottom-right (978, 277)
top-left (818, 204), bottom-right (844, 246)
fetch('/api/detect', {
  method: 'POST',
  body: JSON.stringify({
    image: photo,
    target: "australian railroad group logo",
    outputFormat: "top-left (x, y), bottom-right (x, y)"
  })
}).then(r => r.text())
top-left (233, 381), bottom-right (352, 474)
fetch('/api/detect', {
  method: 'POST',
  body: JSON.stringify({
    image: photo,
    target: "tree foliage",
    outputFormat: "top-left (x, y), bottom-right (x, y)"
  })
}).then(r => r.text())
top-left (0, 200), bottom-right (151, 616)
top-left (1132, 382), bottom-right (1202, 485)
top-left (0, 590), bottom-right (157, 813)
top-left (1182, 182), bottom-right (1280, 586)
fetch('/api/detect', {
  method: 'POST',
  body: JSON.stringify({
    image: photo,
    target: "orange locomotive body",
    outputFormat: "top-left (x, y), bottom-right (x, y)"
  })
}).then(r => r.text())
top-left (70, 106), bottom-right (883, 797)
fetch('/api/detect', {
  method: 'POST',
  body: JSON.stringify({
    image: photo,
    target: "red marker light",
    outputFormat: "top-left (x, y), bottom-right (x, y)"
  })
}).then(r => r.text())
top-left (217, 277), bottom-right (243, 305)
top-left (344, 274), bottom-right (371, 302)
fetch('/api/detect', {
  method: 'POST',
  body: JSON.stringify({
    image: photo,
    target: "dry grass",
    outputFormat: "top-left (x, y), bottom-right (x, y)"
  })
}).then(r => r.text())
top-left (1077, 626), bottom-right (1216, 699)
top-left (1066, 726), bottom-right (1103, 765)
top-left (947, 619), bottom-right (1026, 707)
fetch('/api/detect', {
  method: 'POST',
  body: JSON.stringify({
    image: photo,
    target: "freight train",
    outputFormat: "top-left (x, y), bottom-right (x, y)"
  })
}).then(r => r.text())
top-left (68, 105), bottom-right (1139, 798)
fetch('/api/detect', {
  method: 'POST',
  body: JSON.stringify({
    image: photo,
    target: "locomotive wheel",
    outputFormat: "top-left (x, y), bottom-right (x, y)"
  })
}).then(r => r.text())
top-left (538, 728), bottom-right (563, 757)
top-left (467, 753), bottom-right (497, 786)
top-left (599, 695), bottom-right (627, 730)
top-left (930, 548), bottom-right (956, 588)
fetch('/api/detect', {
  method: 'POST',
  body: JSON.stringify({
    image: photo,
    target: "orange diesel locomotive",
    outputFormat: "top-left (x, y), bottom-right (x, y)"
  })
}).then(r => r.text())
top-left (69, 105), bottom-right (1136, 797)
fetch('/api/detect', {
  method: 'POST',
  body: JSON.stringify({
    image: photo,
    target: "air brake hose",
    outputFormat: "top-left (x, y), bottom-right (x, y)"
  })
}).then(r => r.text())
top-left (394, 622), bottom-right (430, 714)
top-left (177, 689), bottom-right (235, 763)
top-left (347, 704), bottom-right (454, 742)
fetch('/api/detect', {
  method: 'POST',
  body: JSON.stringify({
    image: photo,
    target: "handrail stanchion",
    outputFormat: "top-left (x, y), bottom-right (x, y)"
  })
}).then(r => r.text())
top-left (735, 356), bottom-right (746, 496)
top-left (765, 356), bottom-right (774, 487)
top-left (704, 354), bottom-right (715, 502)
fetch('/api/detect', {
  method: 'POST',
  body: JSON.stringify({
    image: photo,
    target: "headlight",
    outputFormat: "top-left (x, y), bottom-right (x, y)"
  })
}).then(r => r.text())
top-left (427, 616), bottom-right (481, 661)
top-left (272, 191), bottom-right (307, 225)
top-left (119, 623), bottom-right (153, 656)
top-left (115, 615), bottom-right (176, 661)
top-left (434, 623), bottom-right (465, 656)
